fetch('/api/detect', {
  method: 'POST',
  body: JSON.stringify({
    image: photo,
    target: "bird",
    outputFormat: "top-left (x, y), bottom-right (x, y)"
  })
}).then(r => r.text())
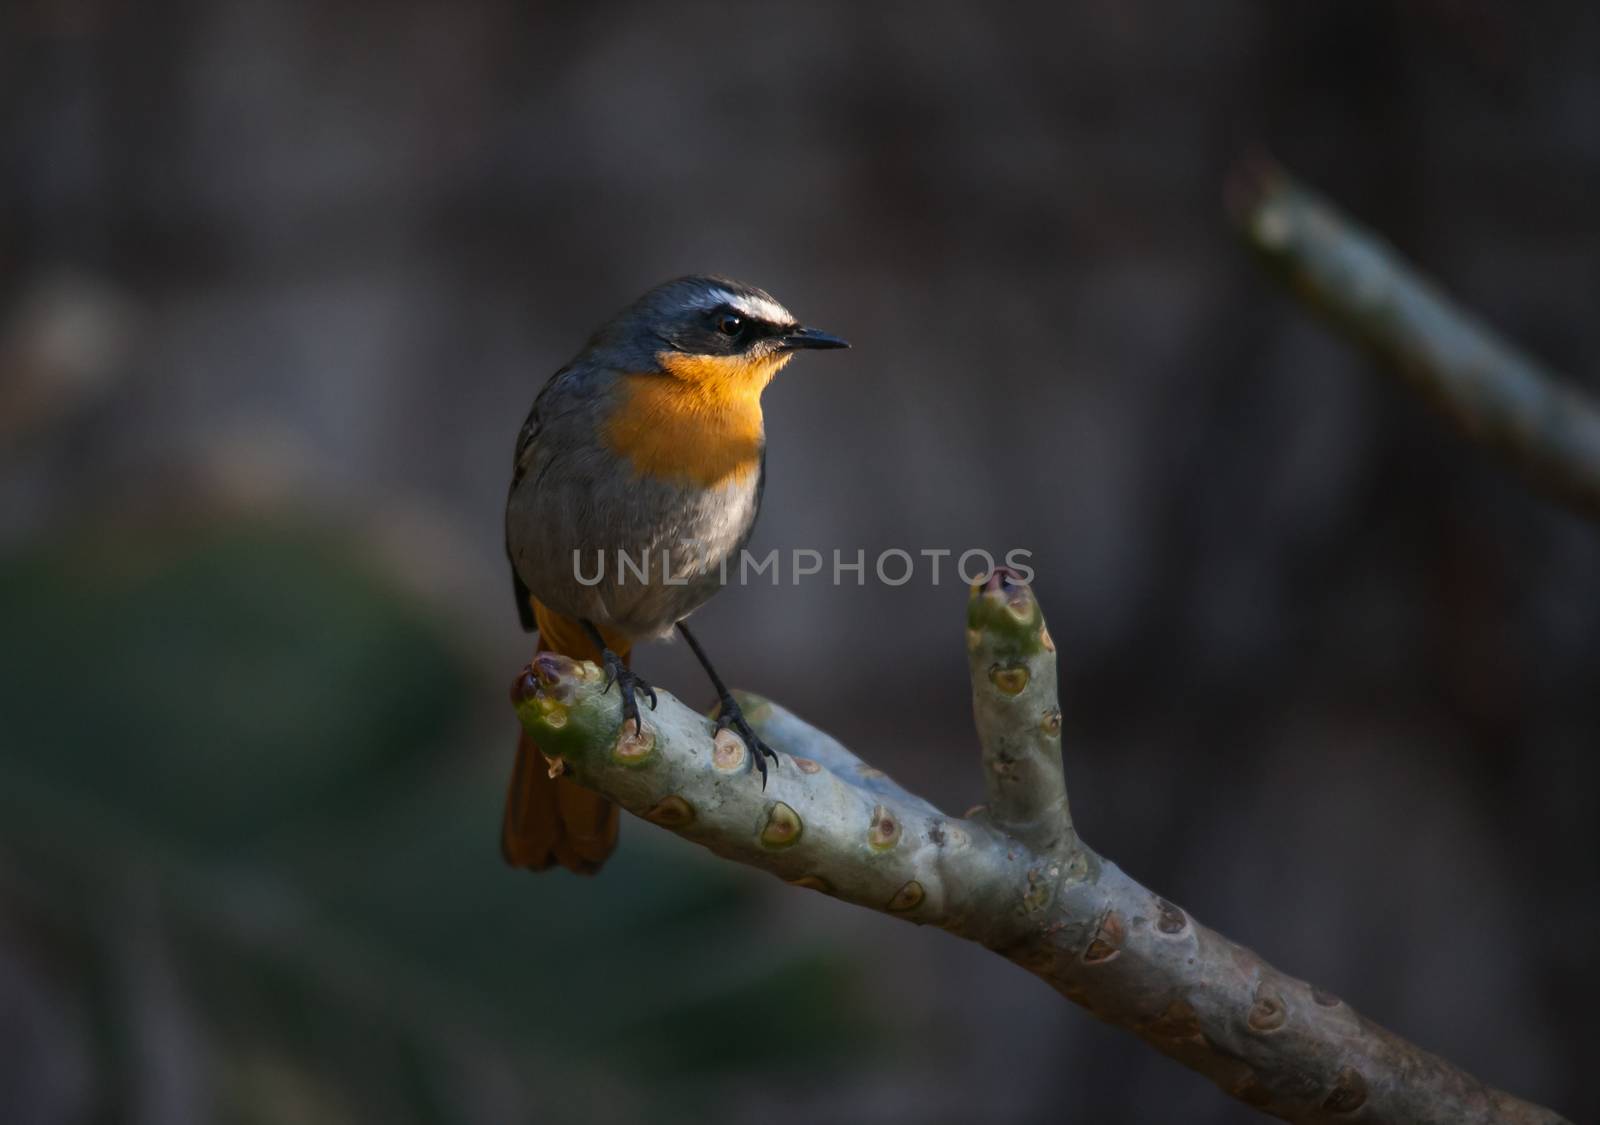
top-left (502, 275), bottom-right (849, 874)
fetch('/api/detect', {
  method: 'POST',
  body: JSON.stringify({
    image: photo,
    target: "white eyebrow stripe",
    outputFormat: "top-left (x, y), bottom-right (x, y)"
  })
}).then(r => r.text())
top-left (705, 287), bottom-right (794, 326)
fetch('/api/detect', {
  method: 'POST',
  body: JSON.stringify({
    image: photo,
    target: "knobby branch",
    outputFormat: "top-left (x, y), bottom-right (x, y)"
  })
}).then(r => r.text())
top-left (511, 569), bottom-right (1569, 1125)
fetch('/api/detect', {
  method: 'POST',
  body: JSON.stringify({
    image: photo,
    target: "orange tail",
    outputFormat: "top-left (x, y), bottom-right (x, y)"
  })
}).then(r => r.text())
top-left (501, 601), bottom-right (632, 875)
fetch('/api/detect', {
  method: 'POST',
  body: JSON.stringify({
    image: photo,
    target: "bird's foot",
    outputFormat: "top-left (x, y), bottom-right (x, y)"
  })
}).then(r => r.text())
top-left (716, 695), bottom-right (780, 788)
top-left (599, 649), bottom-right (657, 733)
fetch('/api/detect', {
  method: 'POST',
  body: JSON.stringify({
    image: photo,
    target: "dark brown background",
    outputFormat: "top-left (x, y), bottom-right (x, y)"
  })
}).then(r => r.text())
top-left (2, 2), bottom-right (1596, 1122)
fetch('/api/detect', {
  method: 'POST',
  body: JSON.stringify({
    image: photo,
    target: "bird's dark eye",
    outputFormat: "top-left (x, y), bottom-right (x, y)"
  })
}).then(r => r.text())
top-left (716, 313), bottom-right (743, 336)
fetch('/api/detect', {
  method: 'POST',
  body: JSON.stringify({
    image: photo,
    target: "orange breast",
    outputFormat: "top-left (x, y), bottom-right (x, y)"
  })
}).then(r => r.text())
top-left (602, 351), bottom-right (790, 487)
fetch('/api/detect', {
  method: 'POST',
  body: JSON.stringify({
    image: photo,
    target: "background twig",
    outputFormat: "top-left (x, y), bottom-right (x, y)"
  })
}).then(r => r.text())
top-left (1231, 159), bottom-right (1600, 523)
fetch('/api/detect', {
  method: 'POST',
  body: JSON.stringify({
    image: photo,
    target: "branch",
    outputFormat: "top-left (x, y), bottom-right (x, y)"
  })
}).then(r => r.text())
top-left (1231, 159), bottom-right (1600, 523)
top-left (510, 572), bottom-right (1569, 1124)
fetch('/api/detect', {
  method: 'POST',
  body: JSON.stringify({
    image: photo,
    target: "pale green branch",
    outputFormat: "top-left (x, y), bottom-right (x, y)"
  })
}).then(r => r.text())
top-left (511, 573), bottom-right (1568, 1124)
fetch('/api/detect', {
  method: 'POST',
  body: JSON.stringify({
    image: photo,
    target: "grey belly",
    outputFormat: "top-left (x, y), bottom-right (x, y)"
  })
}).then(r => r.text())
top-left (507, 458), bottom-right (758, 640)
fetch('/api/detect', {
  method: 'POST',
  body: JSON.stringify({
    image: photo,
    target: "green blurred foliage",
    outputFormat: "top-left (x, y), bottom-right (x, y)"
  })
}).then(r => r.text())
top-left (0, 517), bottom-right (871, 1124)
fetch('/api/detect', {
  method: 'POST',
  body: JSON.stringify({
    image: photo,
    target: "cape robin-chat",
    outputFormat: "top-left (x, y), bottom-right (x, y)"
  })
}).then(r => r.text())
top-left (503, 276), bottom-right (847, 873)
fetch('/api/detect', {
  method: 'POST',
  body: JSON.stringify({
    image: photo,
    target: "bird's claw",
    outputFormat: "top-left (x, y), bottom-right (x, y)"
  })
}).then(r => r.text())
top-left (717, 697), bottom-right (780, 789)
top-left (598, 649), bottom-right (656, 731)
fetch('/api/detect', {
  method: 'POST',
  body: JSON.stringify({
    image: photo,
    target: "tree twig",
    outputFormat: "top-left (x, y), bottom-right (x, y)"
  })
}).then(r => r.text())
top-left (1231, 159), bottom-right (1600, 523)
top-left (510, 570), bottom-right (1569, 1124)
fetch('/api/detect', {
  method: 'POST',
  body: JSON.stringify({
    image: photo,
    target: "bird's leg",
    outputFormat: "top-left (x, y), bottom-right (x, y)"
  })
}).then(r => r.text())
top-left (675, 621), bottom-right (779, 788)
top-left (579, 618), bottom-right (656, 733)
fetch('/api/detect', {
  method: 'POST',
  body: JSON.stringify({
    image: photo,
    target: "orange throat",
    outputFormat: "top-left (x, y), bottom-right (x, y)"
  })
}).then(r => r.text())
top-left (602, 351), bottom-right (790, 487)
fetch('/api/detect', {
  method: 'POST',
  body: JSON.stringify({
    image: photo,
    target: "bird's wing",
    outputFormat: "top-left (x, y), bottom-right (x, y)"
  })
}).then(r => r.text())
top-left (505, 369), bottom-right (568, 632)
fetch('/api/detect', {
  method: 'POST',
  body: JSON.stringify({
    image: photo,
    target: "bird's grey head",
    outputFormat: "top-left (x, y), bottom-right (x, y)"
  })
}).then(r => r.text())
top-left (584, 276), bottom-right (848, 374)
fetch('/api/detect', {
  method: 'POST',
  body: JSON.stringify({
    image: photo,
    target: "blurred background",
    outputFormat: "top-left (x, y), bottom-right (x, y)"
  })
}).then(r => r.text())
top-left (2, 1), bottom-right (1597, 1122)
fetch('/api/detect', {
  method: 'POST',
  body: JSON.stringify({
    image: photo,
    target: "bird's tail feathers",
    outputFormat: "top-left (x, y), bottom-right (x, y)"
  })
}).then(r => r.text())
top-left (501, 600), bottom-right (629, 875)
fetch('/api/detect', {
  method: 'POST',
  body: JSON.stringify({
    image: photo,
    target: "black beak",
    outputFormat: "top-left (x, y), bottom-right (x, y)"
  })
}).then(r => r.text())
top-left (778, 325), bottom-right (850, 351)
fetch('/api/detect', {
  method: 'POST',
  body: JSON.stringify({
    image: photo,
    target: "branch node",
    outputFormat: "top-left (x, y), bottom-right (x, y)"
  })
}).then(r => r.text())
top-left (988, 662), bottom-right (1030, 695)
top-left (1323, 1067), bottom-right (1369, 1114)
top-left (711, 728), bottom-right (746, 771)
top-left (611, 720), bottom-right (655, 766)
top-left (644, 795), bottom-right (694, 828)
top-left (867, 804), bottom-right (901, 851)
top-left (1247, 987), bottom-right (1288, 1033)
top-left (1155, 898), bottom-right (1187, 935)
top-left (759, 802), bottom-right (803, 849)
top-left (887, 880), bottom-right (925, 912)
top-left (1082, 910), bottom-right (1125, 964)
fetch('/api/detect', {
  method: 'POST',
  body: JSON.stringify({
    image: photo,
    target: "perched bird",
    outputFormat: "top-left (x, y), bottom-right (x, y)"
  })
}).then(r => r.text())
top-left (502, 276), bottom-right (848, 873)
